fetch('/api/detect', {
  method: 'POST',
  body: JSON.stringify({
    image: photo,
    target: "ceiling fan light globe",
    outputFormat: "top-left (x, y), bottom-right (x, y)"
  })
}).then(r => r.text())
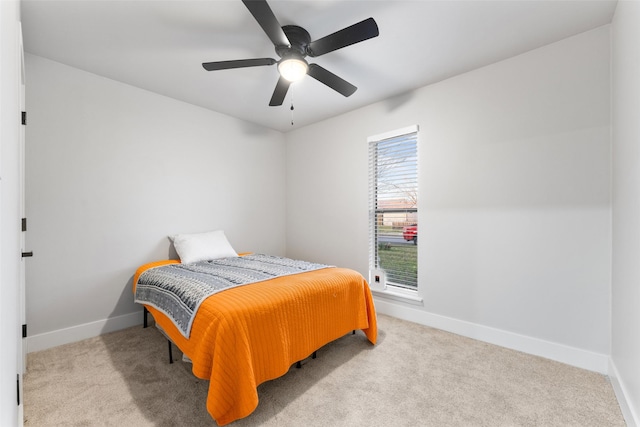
top-left (278, 58), bottom-right (308, 82)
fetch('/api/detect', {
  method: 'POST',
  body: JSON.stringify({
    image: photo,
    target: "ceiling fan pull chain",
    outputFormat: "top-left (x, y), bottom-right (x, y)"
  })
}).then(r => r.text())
top-left (290, 87), bottom-right (295, 126)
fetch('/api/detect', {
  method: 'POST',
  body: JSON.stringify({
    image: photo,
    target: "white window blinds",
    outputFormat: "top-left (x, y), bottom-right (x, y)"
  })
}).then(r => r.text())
top-left (368, 126), bottom-right (418, 289)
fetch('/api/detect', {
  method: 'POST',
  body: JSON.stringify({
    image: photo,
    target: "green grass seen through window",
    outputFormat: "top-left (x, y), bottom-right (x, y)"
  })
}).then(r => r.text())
top-left (377, 244), bottom-right (417, 288)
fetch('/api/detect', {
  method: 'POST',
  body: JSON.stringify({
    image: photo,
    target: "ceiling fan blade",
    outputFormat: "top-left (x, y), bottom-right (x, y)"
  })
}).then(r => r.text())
top-left (269, 76), bottom-right (291, 106)
top-left (307, 17), bottom-right (379, 57)
top-left (307, 64), bottom-right (357, 97)
top-left (202, 58), bottom-right (276, 71)
top-left (242, 0), bottom-right (290, 47)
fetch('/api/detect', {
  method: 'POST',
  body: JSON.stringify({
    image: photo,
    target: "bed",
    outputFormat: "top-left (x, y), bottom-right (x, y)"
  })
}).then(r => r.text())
top-left (132, 231), bottom-right (377, 426)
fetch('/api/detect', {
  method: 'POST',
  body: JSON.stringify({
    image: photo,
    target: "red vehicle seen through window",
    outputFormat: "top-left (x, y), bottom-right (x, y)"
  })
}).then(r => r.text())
top-left (402, 224), bottom-right (417, 244)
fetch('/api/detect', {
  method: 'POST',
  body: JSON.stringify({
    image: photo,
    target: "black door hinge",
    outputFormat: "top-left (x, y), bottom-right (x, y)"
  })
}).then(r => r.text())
top-left (21, 251), bottom-right (33, 258)
top-left (21, 218), bottom-right (27, 232)
top-left (17, 374), bottom-right (20, 406)
top-left (21, 111), bottom-right (26, 126)
top-left (22, 324), bottom-right (27, 338)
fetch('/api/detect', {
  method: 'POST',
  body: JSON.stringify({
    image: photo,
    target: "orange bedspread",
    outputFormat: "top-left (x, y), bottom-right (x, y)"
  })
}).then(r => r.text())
top-left (133, 260), bottom-right (377, 425)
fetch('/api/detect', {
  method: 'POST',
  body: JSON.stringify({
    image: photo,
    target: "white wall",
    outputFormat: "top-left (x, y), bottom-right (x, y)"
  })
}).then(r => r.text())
top-left (286, 26), bottom-right (611, 372)
top-left (611, 1), bottom-right (640, 425)
top-left (0, 0), bottom-right (23, 424)
top-left (24, 54), bottom-right (286, 350)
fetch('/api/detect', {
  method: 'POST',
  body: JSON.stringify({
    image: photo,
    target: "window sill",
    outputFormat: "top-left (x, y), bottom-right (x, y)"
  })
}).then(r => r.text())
top-left (371, 287), bottom-right (424, 306)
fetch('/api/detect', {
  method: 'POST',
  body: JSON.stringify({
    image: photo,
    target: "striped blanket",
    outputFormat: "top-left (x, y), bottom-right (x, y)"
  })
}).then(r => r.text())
top-left (134, 254), bottom-right (331, 338)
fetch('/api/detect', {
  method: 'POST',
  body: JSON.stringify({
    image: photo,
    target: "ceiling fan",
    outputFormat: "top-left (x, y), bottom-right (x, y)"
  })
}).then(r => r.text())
top-left (202, 0), bottom-right (379, 106)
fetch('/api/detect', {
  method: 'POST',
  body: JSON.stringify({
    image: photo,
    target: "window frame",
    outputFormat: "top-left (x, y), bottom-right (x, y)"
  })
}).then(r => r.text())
top-left (368, 125), bottom-right (419, 294)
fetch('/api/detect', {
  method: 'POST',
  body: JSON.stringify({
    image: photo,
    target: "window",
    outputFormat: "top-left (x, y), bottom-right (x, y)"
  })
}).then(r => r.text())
top-left (368, 125), bottom-right (418, 290)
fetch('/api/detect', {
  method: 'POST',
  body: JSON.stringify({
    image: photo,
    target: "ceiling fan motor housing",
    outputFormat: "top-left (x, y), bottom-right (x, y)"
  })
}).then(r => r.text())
top-left (276, 25), bottom-right (311, 59)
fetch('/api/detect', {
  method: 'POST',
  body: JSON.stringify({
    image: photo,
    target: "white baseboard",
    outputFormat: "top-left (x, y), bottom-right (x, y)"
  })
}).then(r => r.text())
top-left (28, 300), bottom-right (611, 375)
top-left (26, 311), bottom-right (143, 353)
top-left (609, 358), bottom-right (639, 427)
top-left (373, 297), bottom-right (610, 374)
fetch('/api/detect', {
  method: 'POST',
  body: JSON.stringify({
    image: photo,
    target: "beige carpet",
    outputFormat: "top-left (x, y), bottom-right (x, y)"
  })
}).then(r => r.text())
top-left (24, 314), bottom-right (625, 426)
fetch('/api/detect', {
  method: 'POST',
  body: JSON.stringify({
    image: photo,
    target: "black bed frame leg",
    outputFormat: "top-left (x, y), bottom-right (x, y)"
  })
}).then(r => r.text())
top-left (296, 351), bottom-right (317, 369)
top-left (168, 340), bottom-right (173, 364)
top-left (143, 307), bottom-right (148, 328)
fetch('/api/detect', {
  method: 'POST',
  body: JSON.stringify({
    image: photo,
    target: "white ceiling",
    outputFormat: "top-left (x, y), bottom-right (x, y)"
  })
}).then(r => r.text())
top-left (21, 0), bottom-right (617, 133)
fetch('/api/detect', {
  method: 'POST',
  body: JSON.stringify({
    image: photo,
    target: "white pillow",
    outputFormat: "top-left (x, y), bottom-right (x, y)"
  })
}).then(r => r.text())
top-left (170, 230), bottom-right (238, 264)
